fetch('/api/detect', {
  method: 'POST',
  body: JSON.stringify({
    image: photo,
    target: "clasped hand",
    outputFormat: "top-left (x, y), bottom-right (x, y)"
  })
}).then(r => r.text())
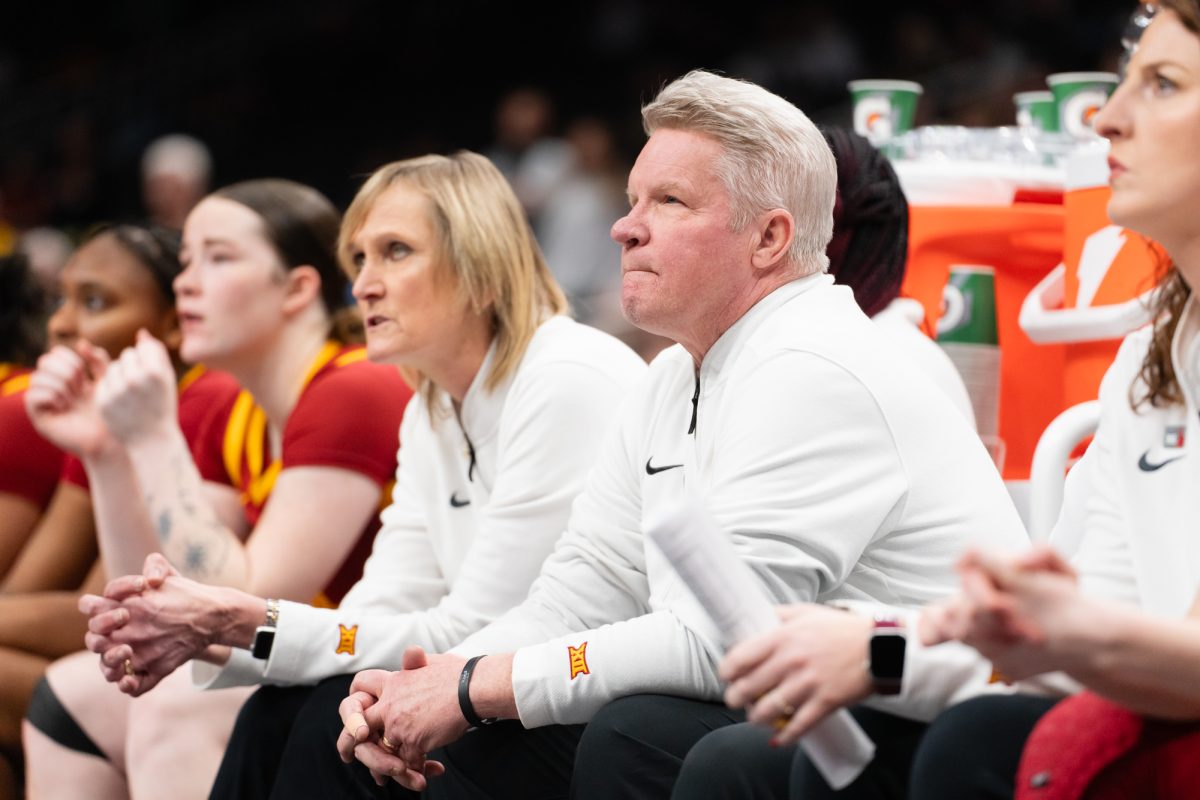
top-left (337, 646), bottom-right (472, 791)
top-left (26, 330), bottom-right (179, 456)
top-left (80, 553), bottom-right (223, 696)
top-left (918, 545), bottom-right (1083, 681)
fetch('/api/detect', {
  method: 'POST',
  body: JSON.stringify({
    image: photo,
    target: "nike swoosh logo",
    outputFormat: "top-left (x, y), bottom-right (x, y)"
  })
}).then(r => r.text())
top-left (450, 492), bottom-right (471, 508)
top-left (645, 458), bottom-right (683, 475)
top-left (1138, 452), bottom-right (1185, 472)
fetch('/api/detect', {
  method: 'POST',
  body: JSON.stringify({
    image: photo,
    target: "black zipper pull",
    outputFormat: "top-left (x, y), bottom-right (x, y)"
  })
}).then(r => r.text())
top-left (688, 373), bottom-right (700, 435)
top-left (464, 431), bottom-right (478, 482)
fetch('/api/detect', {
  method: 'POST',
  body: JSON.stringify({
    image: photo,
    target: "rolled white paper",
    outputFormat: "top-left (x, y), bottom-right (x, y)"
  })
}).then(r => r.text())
top-left (646, 497), bottom-right (876, 790)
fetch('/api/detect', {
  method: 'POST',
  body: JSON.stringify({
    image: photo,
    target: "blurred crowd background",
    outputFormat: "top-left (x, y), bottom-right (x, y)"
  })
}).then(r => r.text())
top-left (0, 0), bottom-right (1133, 337)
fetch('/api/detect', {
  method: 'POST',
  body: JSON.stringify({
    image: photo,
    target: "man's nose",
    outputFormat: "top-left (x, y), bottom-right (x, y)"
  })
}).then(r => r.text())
top-left (611, 212), bottom-right (647, 249)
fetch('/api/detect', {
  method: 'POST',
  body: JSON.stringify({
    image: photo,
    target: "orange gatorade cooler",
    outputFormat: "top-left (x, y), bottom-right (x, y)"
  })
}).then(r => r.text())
top-left (896, 159), bottom-right (1065, 481)
top-left (1020, 143), bottom-right (1163, 409)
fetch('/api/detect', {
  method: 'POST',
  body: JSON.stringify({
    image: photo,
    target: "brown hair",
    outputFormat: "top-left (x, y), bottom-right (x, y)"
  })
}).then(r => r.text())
top-left (213, 179), bottom-right (361, 343)
top-left (1133, 0), bottom-right (1199, 409)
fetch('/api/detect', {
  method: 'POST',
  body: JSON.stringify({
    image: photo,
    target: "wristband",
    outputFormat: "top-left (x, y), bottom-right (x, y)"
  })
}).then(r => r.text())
top-left (457, 655), bottom-right (497, 729)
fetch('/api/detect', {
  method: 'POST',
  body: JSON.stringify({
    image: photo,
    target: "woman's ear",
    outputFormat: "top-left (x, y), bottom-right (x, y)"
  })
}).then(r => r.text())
top-left (159, 307), bottom-right (184, 352)
top-left (281, 265), bottom-right (323, 316)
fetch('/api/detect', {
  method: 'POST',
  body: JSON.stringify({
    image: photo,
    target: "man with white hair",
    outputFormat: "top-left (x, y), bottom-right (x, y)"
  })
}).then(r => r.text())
top-left (265, 70), bottom-right (1024, 798)
top-left (141, 133), bottom-right (212, 230)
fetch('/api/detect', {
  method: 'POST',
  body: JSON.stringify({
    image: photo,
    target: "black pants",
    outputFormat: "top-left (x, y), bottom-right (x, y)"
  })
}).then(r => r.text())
top-left (572, 695), bottom-right (925, 800)
top-left (211, 674), bottom-right (584, 799)
top-left (570, 694), bottom-right (745, 799)
top-left (676, 708), bottom-right (925, 799)
top-left (210, 676), bottom-right (350, 799)
top-left (907, 694), bottom-right (1058, 800)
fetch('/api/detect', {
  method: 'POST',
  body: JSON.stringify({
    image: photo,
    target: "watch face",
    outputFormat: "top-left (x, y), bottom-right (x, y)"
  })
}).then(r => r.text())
top-left (869, 633), bottom-right (906, 680)
top-left (252, 628), bottom-right (276, 660)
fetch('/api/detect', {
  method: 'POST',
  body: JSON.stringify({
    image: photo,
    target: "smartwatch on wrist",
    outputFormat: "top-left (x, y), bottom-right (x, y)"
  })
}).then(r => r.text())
top-left (251, 598), bottom-right (280, 660)
top-left (868, 614), bottom-right (906, 696)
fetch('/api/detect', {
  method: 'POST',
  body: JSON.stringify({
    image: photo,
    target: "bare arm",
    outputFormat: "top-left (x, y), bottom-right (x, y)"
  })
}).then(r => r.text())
top-left (90, 333), bottom-right (379, 598)
top-left (0, 562), bottom-right (104, 659)
top-left (1048, 594), bottom-right (1200, 719)
top-left (91, 425), bottom-right (240, 584)
top-left (0, 494), bottom-right (41, 580)
top-left (924, 547), bottom-right (1200, 720)
top-left (1, 482), bottom-right (97, 594)
top-left (92, 424), bottom-right (378, 598)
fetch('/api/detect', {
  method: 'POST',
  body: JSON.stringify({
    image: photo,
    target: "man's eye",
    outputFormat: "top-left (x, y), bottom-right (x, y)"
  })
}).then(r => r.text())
top-left (664, 195), bottom-right (680, 204)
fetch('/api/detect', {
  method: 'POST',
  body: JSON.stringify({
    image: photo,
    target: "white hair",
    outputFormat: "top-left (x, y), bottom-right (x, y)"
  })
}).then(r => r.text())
top-left (642, 70), bottom-right (836, 275)
top-left (141, 134), bottom-right (213, 185)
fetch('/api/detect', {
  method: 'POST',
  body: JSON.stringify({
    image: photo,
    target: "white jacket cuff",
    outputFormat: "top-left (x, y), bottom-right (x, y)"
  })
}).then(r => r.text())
top-left (191, 649), bottom-right (266, 690)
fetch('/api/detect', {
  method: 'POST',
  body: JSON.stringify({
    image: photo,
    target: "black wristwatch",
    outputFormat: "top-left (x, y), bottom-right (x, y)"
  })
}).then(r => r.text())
top-left (868, 615), bottom-right (906, 696)
top-left (252, 598), bottom-right (280, 659)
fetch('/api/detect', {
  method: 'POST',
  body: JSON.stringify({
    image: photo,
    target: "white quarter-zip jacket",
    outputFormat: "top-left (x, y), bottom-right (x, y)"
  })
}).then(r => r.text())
top-left (197, 316), bottom-right (646, 688)
top-left (1056, 296), bottom-right (1200, 616)
top-left (454, 274), bottom-right (1027, 727)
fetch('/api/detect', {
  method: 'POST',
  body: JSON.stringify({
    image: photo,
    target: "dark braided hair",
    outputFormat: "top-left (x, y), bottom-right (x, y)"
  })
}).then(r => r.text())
top-left (821, 126), bottom-right (909, 318)
top-left (92, 223), bottom-right (183, 306)
top-left (0, 251), bottom-right (48, 365)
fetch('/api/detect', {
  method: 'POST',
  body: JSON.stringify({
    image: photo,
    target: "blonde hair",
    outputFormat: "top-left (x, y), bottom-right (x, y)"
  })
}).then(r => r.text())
top-left (642, 70), bottom-right (837, 276)
top-left (339, 151), bottom-right (567, 411)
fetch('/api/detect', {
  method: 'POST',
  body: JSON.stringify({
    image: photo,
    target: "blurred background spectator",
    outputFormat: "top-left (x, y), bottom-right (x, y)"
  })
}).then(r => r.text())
top-left (140, 133), bottom-right (211, 230)
top-left (0, 0), bottom-right (1132, 331)
top-left (15, 227), bottom-right (73, 295)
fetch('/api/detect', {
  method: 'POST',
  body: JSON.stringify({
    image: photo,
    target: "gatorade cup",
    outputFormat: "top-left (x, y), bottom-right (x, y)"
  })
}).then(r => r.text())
top-left (848, 80), bottom-right (923, 147)
top-left (1046, 73), bottom-right (1119, 139)
top-left (937, 265), bottom-right (1005, 471)
top-left (1014, 90), bottom-right (1058, 133)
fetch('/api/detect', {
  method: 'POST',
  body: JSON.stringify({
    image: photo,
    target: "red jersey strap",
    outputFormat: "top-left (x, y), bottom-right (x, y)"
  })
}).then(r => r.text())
top-left (301, 341), bottom-right (343, 387)
top-left (177, 364), bottom-right (206, 395)
top-left (221, 342), bottom-right (347, 508)
top-left (0, 364), bottom-right (31, 397)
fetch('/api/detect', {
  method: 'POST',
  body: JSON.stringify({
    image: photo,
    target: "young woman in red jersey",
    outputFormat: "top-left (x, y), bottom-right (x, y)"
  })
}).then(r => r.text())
top-left (23, 181), bottom-right (412, 799)
top-left (0, 252), bottom-right (56, 570)
top-left (0, 225), bottom-right (241, 800)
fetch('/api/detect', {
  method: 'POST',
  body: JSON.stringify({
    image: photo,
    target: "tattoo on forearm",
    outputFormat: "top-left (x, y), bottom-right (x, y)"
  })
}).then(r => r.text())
top-left (141, 444), bottom-right (237, 581)
top-left (156, 509), bottom-right (172, 543)
top-left (174, 454), bottom-right (198, 516)
top-left (184, 542), bottom-right (207, 573)
top-left (183, 534), bottom-right (231, 579)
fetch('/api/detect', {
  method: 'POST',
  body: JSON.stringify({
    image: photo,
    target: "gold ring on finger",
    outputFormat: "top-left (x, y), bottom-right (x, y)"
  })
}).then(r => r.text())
top-left (379, 735), bottom-right (398, 753)
top-left (123, 658), bottom-right (136, 677)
